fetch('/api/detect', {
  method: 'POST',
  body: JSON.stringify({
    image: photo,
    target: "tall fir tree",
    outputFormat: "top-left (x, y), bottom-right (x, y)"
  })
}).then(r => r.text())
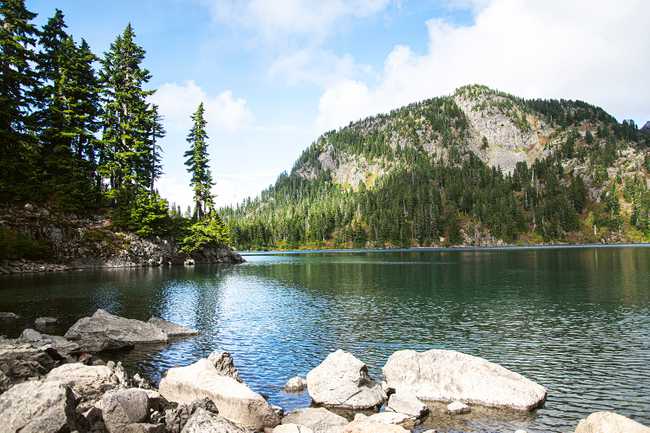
top-left (0, 0), bottom-right (39, 200)
top-left (144, 104), bottom-right (165, 193)
top-left (184, 102), bottom-right (214, 219)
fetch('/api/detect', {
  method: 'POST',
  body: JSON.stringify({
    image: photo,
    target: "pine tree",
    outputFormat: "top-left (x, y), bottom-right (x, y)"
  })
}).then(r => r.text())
top-left (184, 103), bottom-right (214, 219)
top-left (144, 104), bottom-right (165, 193)
top-left (98, 23), bottom-right (154, 206)
top-left (0, 0), bottom-right (39, 200)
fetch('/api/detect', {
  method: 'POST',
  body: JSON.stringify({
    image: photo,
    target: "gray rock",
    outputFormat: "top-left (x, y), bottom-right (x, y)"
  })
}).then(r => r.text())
top-left (383, 349), bottom-right (547, 411)
top-left (64, 309), bottom-right (167, 352)
top-left (274, 424), bottom-right (315, 433)
top-left (447, 401), bottom-right (470, 415)
top-left (342, 420), bottom-right (410, 433)
top-left (0, 312), bottom-right (20, 320)
top-left (284, 376), bottom-right (307, 392)
top-left (123, 423), bottom-right (166, 433)
top-left (386, 392), bottom-right (428, 419)
top-left (148, 317), bottom-right (198, 337)
top-left (46, 362), bottom-right (128, 403)
top-left (306, 349), bottom-right (386, 410)
top-left (0, 337), bottom-right (61, 393)
top-left (35, 316), bottom-right (58, 327)
top-left (160, 354), bottom-right (279, 430)
top-left (281, 407), bottom-right (348, 433)
top-left (207, 351), bottom-right (241, 381)
top-left (101, 388), bottom-right (150, 432)
top-left (164, 398), bottom-right (218, 433)
top-left (20, 328), bottom-right (81, 357)
top-left (181, 407), bottom-right (250, 433)
top-left (574, 411), bottom-right (650, 433)
top-left (354, 412), bottom-right (415, 429)
top-left (0, 379), bottom-right (74, 433)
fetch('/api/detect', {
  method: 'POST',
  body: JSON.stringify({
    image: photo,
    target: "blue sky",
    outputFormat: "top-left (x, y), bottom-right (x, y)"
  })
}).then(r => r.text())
top-left (27, 0), bottom-right (650, 209)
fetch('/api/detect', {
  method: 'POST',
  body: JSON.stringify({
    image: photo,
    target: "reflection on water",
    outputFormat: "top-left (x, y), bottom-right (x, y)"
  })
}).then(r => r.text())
top-left (1, 246), bottom-right (649, 433)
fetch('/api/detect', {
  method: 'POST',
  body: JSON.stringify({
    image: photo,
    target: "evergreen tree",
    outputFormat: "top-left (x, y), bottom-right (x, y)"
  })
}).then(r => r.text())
top-left (144, 104), bottom-right (165, 193)
top-left (184, 103), bottom-right (214, 219)
top-left (0, 0), bottom-right (39, 200)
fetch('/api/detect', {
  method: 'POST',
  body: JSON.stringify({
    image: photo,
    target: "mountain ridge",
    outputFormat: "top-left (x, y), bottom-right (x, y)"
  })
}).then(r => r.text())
top-left (223, 85), bottom-right (650, 250)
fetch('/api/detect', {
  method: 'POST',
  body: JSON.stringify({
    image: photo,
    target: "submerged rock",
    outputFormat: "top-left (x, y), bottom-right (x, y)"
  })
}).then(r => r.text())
top-left (383, 349), bottom-right (547, 411)
top-left (574, 411), bottom-right (650, 433)
top-left (160, 352), bottom-right (279, 430)
top-left (284, 376), bottom-right (308, 392)
top-left (180, 407), bottom-right (250, 433)
top-left (64, 309), bottom-right (167, 352)
top-left (306, 349), bottom-right (386, 410)
top-left (148, 317), bottom-right (198, 337)
top-left (281, 407), bottom-right (348, 433)
top-left (35, 316), bottom-right (58, 328)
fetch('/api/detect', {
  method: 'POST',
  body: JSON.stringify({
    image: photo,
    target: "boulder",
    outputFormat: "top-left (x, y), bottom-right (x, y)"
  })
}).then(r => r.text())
top-left (20, 328), bottom-right (81, 357)
top-left (383, 349), bottom-right (547, 411)
top-left (181, 407), bottom-right (250, 433)
top-left (35, 316), bottom-right (58, 328)
top-left (386, 392), bottom-right (428, 418)
top-left (124, 423), bottom-right (166, 433)
top-left (160, 354), bottom-right (279, 430)
top-left (447, 401), bottom-right (470, 415)
top-left (275, 424), bottom-right (315, 433)
top-left (0, 337), bottom-right (62, 393)
top-left (164, 398), bottom-right (218, 433)
top-left (574, 411), bottom-right (650, 433)
top-left (281, 407), bottom-right (348, 433)
top-left (284, 376), bottom-right (308, 392)
top-left (207, 351), bottom-right (241, 381)
top-left (46, 362), bottom-right (128, 403)
top-left (354, 412), bottom-right (415, 429)
top-left (148, 317), bottom-right (198, 337)
top-left (64, 309), bottom-right (167, 352)
top-left (306, 350), bottom-right (386, 410)
top-left (100, 388), bottom-right (150, 432)
top-left (342, 420), bottom-right (410, 433)
top-left (0, 379), bottom-right (79, 433)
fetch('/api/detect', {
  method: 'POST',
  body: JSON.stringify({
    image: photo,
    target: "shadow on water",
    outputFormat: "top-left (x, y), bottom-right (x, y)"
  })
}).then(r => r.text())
top-left (1, 247), bottom-right (649, 433)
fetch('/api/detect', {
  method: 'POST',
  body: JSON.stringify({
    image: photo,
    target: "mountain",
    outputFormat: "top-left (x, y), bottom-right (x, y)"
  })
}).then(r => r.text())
top-left (222, 85), bottom-right (650, 250)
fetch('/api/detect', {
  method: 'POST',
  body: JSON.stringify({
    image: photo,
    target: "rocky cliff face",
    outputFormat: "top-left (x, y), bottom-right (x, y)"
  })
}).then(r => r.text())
top-left (0, 204), bottom-right (244, 274)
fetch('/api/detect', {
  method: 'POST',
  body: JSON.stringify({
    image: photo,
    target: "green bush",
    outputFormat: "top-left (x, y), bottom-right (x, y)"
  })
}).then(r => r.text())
top-left (180, 213), bottom-right (230, 254)
top-left (127, 191), bottom-right (173, 238)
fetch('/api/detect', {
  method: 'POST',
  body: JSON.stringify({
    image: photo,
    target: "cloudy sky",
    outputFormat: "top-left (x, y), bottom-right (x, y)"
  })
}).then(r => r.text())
top-left (29, 0), bottom-right (650, 209)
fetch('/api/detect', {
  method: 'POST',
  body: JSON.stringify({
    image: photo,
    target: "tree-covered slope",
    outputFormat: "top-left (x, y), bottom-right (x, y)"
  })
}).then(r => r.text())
top-left (223, 85), bottom-right (650, 250)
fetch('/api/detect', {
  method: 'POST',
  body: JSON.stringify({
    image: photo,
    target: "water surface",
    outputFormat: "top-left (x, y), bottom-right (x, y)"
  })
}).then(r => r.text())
top-left (1, 246), bottom-right (649, 433)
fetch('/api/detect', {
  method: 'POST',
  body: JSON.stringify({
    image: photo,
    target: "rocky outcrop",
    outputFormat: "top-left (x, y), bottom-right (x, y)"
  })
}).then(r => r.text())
top-left (382, 349), bottom-right (547, 411)
top-left (159, 352), bottom-right (279, 430)
top-left (574, 411), bottom-right (650, 433)
top-left (281, 408), bottom-right (348, 433)
top-left (306, 350), bottom-right (386, 410)
top-left (65, 309), bottom-right (168, 352)
top-left (284, 376), bottom-right (307, 392)
top-left (148, 317), bottom-right (198, 337)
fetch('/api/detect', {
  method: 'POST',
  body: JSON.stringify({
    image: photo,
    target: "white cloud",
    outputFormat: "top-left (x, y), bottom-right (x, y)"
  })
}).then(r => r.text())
top-left (205, 0), bottom-right (393, 41)
top-left (316, 0), bottom-right (650, 132)
top-left (151, 80), bottom-right (253, 134)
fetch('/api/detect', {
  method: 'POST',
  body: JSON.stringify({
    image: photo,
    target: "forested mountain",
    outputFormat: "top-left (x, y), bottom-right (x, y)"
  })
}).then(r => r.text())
top-left (223, 85), bottom-right (650, 250)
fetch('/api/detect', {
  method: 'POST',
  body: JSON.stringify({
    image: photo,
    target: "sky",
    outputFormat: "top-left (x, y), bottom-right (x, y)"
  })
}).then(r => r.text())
top-left (28, 0), bottom-right (650, 209)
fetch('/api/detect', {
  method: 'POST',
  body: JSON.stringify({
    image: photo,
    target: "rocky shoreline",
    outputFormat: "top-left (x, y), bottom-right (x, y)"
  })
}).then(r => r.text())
top-left (0, 309), bottom-right (647, 433)
top-left (0, 204), bottom-right (244, 275)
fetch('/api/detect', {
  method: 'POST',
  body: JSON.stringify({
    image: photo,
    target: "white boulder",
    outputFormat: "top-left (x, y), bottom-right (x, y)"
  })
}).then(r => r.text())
top-left (574, 411), bottom-right (650, 433)
top-left (306, 350), bottom-right (386, 410)
top-left (447, 401), bottom-right (471, 415)
top-left (383, 349), bottom-right (547, 411)
top-left (386, 392), bottom-right (428, 418)
top-left (284, 376), bottom-right (308, 392)
top-left (0, 380), bottom-right (72, 433)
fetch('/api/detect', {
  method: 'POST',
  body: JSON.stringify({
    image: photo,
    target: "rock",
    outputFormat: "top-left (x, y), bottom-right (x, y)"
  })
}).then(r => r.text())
top-left (342, 420), bottom-right (410, 433)
top-left (160, 354), bottom-right (279, 430)
top-left (46, 362), bottom-right (127, 403)
top-left (148, 317), bottom-right (198, 337)
top-left (275, 424), bottom-right (315, 433)
top-left (386, 392), bottom-right (428, 419)
top-left (20, 328), bottom-right (81, 357)
top-left (574, 411), bottom-right (650, 433)
top-left (207, 351), bottom-right (242, 381)
top-left (355, 412), bottom-right (415, 428)
top-left (64, 309), bottom-right (167, 352)
top-left (0, 379), bottom-right (75, 433)
top-left (383, 349), bottom-right (547, 411)
top-left (124, 423), bottom-right (166, 433)
top-left (282, 407), bottom-right (348, 433)
top-left (0, 311), bottom-right (20, 320)
top-left (164, 398), bottom-right (218, 433)
top-left (0, 337), bottom-right (62, 393)
top-left (100, 388), bottom-right (150, 432)
top-left (35, 316), bottom-right (58, 327)
top-left (284, 376), bottom-right (307, 392)
top-left (306, 349), bottom-right (386, 410)
top-left (181, 407), bottom-right (249, 433)
top-left (447, 401), bottom-right (471, 415)
top-left (514, 430), bottom-right (527, 433)
top-left (421, 430), bottom-right (437, 433)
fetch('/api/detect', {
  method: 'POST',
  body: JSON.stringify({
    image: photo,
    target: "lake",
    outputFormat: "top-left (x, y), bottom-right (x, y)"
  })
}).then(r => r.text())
top-left (1, 246), bottom-right (649, 433)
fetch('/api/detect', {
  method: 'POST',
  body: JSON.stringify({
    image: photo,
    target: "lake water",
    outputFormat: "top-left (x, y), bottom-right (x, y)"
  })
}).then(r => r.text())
top-left (1, 246), bottom-right (649, 433)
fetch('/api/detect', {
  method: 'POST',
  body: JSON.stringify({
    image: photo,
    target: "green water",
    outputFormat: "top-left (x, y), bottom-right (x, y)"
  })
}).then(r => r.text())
top-left (1, 246), bottom-right (649, 433)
